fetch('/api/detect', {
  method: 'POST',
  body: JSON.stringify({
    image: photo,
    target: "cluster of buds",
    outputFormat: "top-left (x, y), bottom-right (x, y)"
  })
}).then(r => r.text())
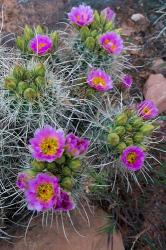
top-left (30, 156), bottom-right (82, 192)
top-left (107, 107), bottom-right (157, 155)
top-left (16, 25), bottom-right (58, 56)
top-left (68, 5), bottom-right (123, 55)
top-left (16, 126), bottom-right (89, 212)
top-left (4, 63), bottom-right (46, 101)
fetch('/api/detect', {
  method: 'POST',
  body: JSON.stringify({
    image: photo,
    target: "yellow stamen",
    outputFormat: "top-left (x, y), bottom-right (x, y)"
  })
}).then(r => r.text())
top-left (37, 184), bottom-right (54, 202)
top-left (40, 137), bottom-right (58, 155)
top-left (92, 77), bottom-right (106, 87)
top-left (38, 42), bottom-right (47, 50)
top-left (143, 107), bottom-right (151, 115)
top-left (126, 152), bottom-right (137, 164)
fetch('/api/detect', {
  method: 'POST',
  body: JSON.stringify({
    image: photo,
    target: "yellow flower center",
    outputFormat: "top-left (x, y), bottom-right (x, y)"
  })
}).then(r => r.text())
top-left (40, 137), bottom-right (58, 155)
top-left (37, 183), bottom-right (54, 202)
top-left (109, 42), bottom-right (117, 51)
top-left (38, 42), bottom-right (47, 50)
top-left (92, 77), bottom-right (106, 87)
top-left (126, 152), bottom-right (137, 164)
top-left (143, 107), bottom-right (151, 115)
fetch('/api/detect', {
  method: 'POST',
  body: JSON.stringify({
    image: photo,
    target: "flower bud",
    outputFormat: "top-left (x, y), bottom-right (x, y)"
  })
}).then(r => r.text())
top-left (80, 26), bottom-right (90, 41)
top-left (125, 124), bottom-right (133, 132)
top-left (124, 109), bottom-right (135, 118)
top-left (85, 37), bottom-right (95, 50)
top-left (13, 65), bottom-right (25, 80)
top-left (133, 132), bottom-right (144, 143)
top-left (115, 113), bottom-right (128, 126)
top-left (107, 133), bottom-right (120, 146)
top-left (35, 76), bottom-right (45, 87)
top-left (23, 25), bottom-right (34, 41)
top-left (33, 63), bottom-right (46, 77)
top-left (61, 177), bottom-right (73, 191)
top-left (23, 88), bottom-right (37, 101)
top-left (50, 31), bottom-right (58, 49)
top-left (137, 144), bottom-right (147, 151)
top-left (35, 25), bottom-right (44, 34)
top-left (25, 169), bottom-right (36, 177)
top-left (4, 77), bottom-right (17, 90)
top-left (114, 126), bottom-right (126, 136)
top-left (17, 81), bottom-right (29, 94)
top-left (69, 159), bottom-right (81, 171)
top-left (55, 155), bottom-right (66, 165)
top-left (131, 117), bottom-right (143, 129)
top-left (31, 159), bottom-right (45, 171)
top-left (94, 10), bottom-right (101, 25)
top-left (104, 21), bottom-right (113, 32)
top-left (140, 124), bottom-right (154, 136)
top-left (62, 167), bottom-right (72, 176)
top-left (47, 162), bottom-right (56, 171)
top-left (91, 30), bottom-right (98, 38)
top-left (125, 138), bottom-right (133, 146)
top-left (116, 142), bottom-right (127, 153)
top-left (16, 36), bottom-right (26, 51)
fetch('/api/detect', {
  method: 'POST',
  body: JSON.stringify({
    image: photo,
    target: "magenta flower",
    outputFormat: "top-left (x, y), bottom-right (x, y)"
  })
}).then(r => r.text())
top-left (25, 173), bottom-right (60, 212)
top-left (68, 4), bottom-right (94, 27)
top-left (65, 133), bottom-right (89, 157)
top-left (101, 7), bottom-right (116, 21)
top-left (87, 68), bottom-right (113, 92)
top-left (54, 190), bottom-right (75, 212)
top-left (121, 146), bottom-right (145, 171)
top-left (99, 32), bottom-right (123, 55)
top-left (29, 34), bottom-right (53, 55)
top-left (137, 100), bottom-right (158, 120)
top-left (122, 74), bottom-right (133, 89)
top-left (16, 172), bottom-right (32, 191)
top-left (29, 125), bottom-right (65, 162)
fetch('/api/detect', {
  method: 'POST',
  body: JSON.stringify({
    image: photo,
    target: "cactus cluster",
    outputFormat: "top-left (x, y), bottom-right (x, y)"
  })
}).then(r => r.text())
top-left (0, 3), bottom-right (163, 240)
top-left (107, 109), bottom-right (155, 154)
top-left (4, 63), bottom-right (46, 101)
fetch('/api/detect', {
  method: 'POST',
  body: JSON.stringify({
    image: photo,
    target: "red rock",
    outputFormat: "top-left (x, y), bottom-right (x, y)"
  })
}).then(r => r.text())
top-left (151, 58), bottom-right (166, 76)
top-left (1, 207), bottom-right (124, 250)
top-left (143, 74), bottom-right (166, 113)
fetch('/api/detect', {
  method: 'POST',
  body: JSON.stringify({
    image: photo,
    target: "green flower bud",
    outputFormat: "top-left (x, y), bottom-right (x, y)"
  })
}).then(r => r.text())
top-left (116, 142), bottom-right (127, 153)
top-left (124, 109), bottom-right (135, 118)
top-left (55, 155), bottom-right (66, 165)
top-left (69, 159), bottom-right (81, 171)
top-left (31, 159), bottom-right (46, 171)
top-left (114, 126), bottom-right (126, 136)
top-left (125, 138), bottom-right (133, 146)
top-left (86, 87), bottom-right (96, 96)
top-left (125, 124), bottom-right (133, 132)
top-left (115, 113), bottom-right (128, 126)
top-left (104, 21), bottom-right (113, 32)
top-left (25, 169), bottom-right (36, 177)
top-left (35, 76), bottom-right (45, 87)
top-left (62, 167), bottom-right (72, 176)
top-left (91, 30), bottom-right (98, 38)
top-left (47, 162), bottom-right (56, 171)
top-left (100, 13), bottom-right (106, 26)
top-left (131, 118), bottom-right (143, 129)
top-left (133, 132), bottom-right (144, 143)
top-left (16, 36), bottom-right (26, 51)
top-left (17, 81), bottom-right (29, 94)
top-left (4, 77), bottom-right (17, 90)
top-left (23, 88), bottom-right (37, 101)
top-left (94, 10), bottom-right (101, 24)
top-left (13, 65), bottom-right (26, 80)
top-left (33, 63), bottom-right (46, 77)
top-left (23, 25), bottom-right (34, 41)
top-left (61, 177), bottom-right (73, 191)
top-left (35, 25), bottom-right (44, 34)
top-left (107, 133), bottom-right (120, 146)
top-left (85, 37), bottom-right (95, 50)
top-left (80, 26), bottom-right (90, 41)
top-left (50, 31), bottom-right (58, 49)
top-left (140, 124), bottom-right (154, 136)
